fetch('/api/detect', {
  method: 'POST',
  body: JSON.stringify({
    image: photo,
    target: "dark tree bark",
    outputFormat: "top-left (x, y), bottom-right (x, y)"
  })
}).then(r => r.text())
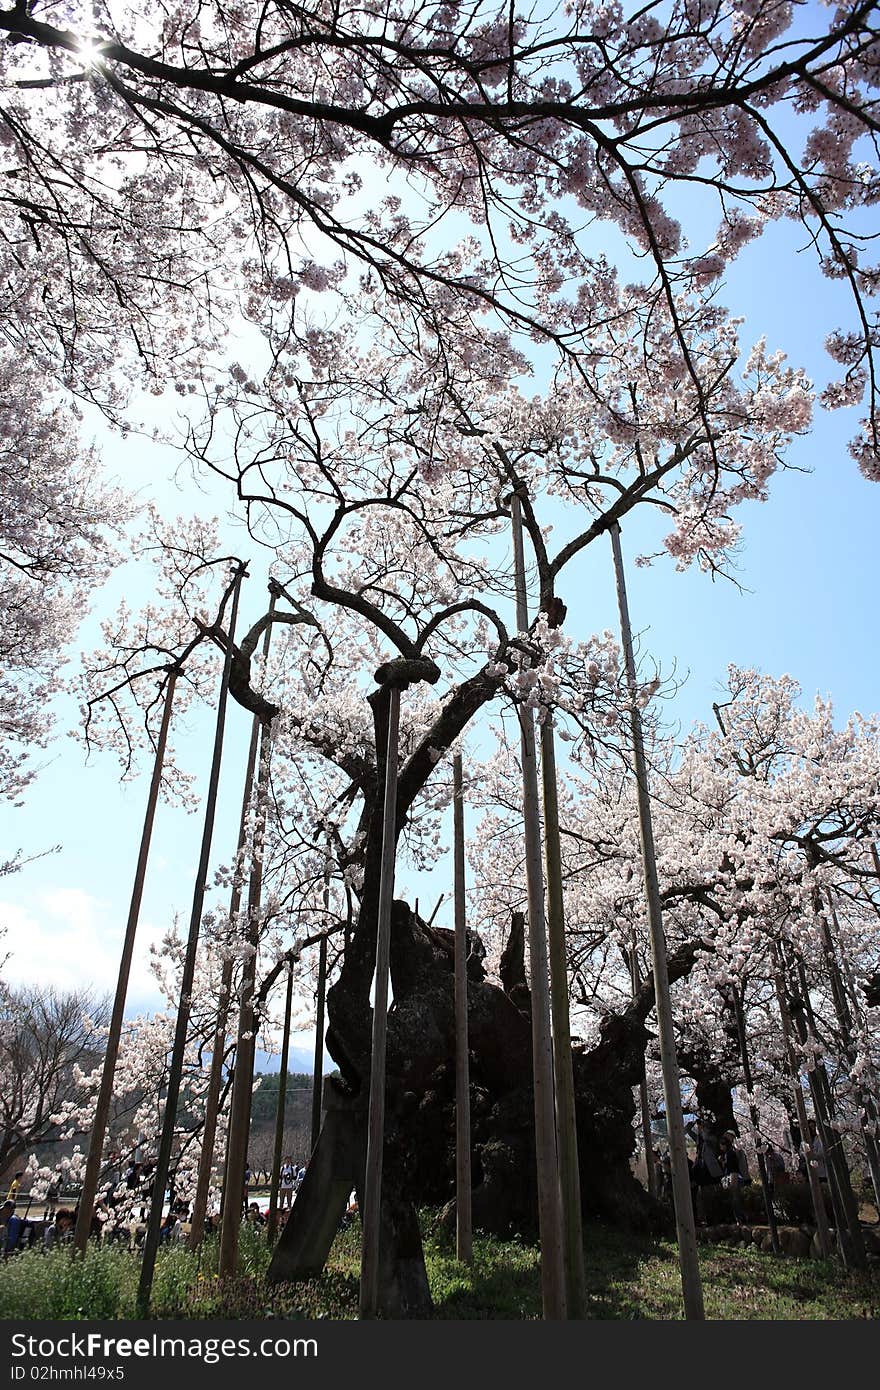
top-left (676, 1045), bottom-right (739, 1137)
top-left (272, 896), bottom-right (709, 1312)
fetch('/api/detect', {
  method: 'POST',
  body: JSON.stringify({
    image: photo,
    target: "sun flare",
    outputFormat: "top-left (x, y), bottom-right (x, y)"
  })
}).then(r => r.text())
top-left (76, 38), bottom-right (105, 70)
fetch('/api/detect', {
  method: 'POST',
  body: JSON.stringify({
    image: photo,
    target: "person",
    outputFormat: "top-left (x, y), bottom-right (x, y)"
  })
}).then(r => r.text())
top-left (764, 1141), bottom-right (786, 1196)
top-left (246, 1202), bottom-right (265, 1227)
top-left (43, 1208), bottom-right (75, 1251)
top-left (686, 1116), bottom-right (722, 1222)
top-left (92, 1198), bottom-right (114, 1242)
top-left (1, 1200), bottom-right (24, 1256)
top-left (45, 1175), bottom-right (60, 1218)
top-left (243, 1161), bottom-right (252, 1211)
top-left (294, 1164), bottom-right (306, 1191)
top-left (158, 1209), bottom-right (181, 1245)
top-left (340, 1190), bottom-right (359, 1230)
top-left (5, 1172), bottom-right (23, 1204)
top-left (686, 1118), bottom-right (722, 1186)
top-left (279, 1159), bottom-right (295, 1209)
top-left (719, 1132), bottom-right (751, 1224)
top-left (657, 1149), bottom-right (673, 1204)
top-left (807, 1119), bottom-right (828, 1182)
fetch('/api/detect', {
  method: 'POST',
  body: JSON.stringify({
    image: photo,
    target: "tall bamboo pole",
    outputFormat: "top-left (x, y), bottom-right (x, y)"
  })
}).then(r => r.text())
top-left (218, 587), bottom-right (279, 1277)
top-left (310, 857), bottom-right (331, 1154)
top-left (781, 943), bottom-right (860, 1265)
top-left (610, 522), bottom-right (704, 1320)
top-left (452, 751), bottom-right (472, 1265)
top-left (806, 1062), bottom-right (855, 1265)
top-left (219, 715), bottom-right (275, 1275)
top-left (73, 667), bottom-right (179, 1257)
top-left (730, 986), bottom-right (780, 1252)
top-left (793, 955), bottom-right (866, 1268)
top-left (540, 716), bottom-right (587, 1317)
top-left (359, 684), bottom-right (401, 1319)
top-left (510, 492), bottom-right (566, 1321)
top-left (822, 891), bottom-right (880, 1208)
top-left (136, 564), bottom-right (246, 1316)
top-left (267, 958), bottom-right (295, 1242)
top-left (188, 710), bottom-right (263, 1249)
top-left (772, 956), bottom-right (833, 1257)
top-left (629, 937), bottom-right (657, 1199)
top-left (308, 936), bottom-right (328, 1154)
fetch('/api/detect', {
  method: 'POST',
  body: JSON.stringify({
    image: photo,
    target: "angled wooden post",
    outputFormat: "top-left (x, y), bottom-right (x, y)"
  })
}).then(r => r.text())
top-left (73, 665), bottom-right (179, 1257)
top-left (822, 890), bottom-right (880, 1209)
top-left (452, 750), bottom-right (472, 1265)
top-left (359, 682), bottom-right (401, 1319)
top-left (310, 860), bottom-right (331, 1155)
top-left (510, 491), bottom-right (566, 1320)
top-left (267, 957), bottom-right (295, 1242)
top-left (629, 935), bottom-right (657, 1199)
top-left (136, 563), bottom-right (246, 1316)
top-left (771, 953), bottom-right (833, 1258)
top-left (218, 585), bottom-right (280, 1277)
top-left (792, 953), bottom-right (866, 1269)
top-left (540, 715), bottom-right (587, 1316)
top-left (189, 706), bottom-right (263, 1249)
top-left (729, 984), bottom-right (780, 1253)
top-left (610, 522), bottom-right (704, 1320)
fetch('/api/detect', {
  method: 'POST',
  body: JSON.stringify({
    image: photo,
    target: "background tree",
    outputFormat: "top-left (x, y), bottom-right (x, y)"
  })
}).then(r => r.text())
top-left (0, 983), bottom-right (108, 1175)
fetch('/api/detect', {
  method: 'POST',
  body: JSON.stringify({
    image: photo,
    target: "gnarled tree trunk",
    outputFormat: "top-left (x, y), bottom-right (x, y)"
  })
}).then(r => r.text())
top-left (270, 899), bottom-right (703, 1312)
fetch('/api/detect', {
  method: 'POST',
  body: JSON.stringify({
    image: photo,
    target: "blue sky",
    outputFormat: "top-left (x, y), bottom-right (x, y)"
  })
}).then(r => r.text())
top-left (1, 143), bottom-right (878, 1066)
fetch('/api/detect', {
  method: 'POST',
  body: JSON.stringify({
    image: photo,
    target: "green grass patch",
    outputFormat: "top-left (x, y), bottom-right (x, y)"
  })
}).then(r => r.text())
top-left (1, 1220), bottom-right (877, 1320)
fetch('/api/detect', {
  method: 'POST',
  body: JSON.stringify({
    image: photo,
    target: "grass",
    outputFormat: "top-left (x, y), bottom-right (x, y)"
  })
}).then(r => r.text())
top-left (1, 1219), bottom-right (877, 1320)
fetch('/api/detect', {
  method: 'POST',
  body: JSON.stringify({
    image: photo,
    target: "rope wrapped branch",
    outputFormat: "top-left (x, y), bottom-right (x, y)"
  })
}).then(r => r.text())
top-left (373, 655), bottom-right (441, 689)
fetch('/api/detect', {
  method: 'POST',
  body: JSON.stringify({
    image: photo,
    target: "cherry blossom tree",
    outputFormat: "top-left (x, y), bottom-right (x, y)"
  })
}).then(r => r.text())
top-left (65, 254), bottom-right (833, 1309)
top-left (0, 1), bottom-right (877, 482)
top-left (465, 663), bottom-right (880, 1242)
top-left (0, 349), bottom-right (131, 804)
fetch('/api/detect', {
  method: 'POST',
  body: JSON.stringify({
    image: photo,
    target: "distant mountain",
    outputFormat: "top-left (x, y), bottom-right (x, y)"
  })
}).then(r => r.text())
top-left (253, 1043), bottom-right (324, 1075)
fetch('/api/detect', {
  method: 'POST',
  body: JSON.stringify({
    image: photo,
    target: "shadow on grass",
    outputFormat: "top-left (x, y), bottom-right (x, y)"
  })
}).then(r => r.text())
top-left (693, 1244), bottom-right (880, 1319)
top-left (425, 1220), bottom-right (673, 1320)
top-left (258, 1214), bottom-right (880, 1321)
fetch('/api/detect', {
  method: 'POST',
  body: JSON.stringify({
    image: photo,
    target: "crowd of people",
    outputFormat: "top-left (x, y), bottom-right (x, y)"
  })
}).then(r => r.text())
top-left (3, 1120), bottom-right (832, 1260)
top-left (650, 1115), bottom-right (827, 1226)
top-left (0, 1151), bottom-right (314, 1258)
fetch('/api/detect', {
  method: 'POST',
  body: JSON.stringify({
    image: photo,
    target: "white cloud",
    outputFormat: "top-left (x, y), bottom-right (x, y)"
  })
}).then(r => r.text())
top-left (0, 889), bottom-right (165, 1013)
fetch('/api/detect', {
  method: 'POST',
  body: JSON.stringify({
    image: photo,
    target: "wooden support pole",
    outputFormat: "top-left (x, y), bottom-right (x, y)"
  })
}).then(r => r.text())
top-left (189, 710), bottom-right (263, 1249)
top-left (359, 683), bottom-right (401, 1319)
top-left (510, 492), bottom-right (566, 1321)
top-left (730, 986), bottom-right (780, 1252)
top-left (136, 564), bottom-right (246, 1316)
top-left (772, 957), bottom-right (833, 1258)
top-left (219, 588), bottom-right (279, 1278)
top-left (793, 955), bottom-right (866, 1268)
top-left (629, 937), bottom-right (657, 1199)
top-left (310, 861), bottom-right (331, 1156)
top-left (310, 936), bottom-right (328, 1156)
top-left (540, 716), bottom-right (587, 1316)
top-left (73, 667), bottom-right (179, 1257)
top-left (610, 522), bottom-right (705, 1321)
top-left (219, 716), bottom-right (275, 1275)
top-left (267, 958), bottom-right (295, 1242)
top-left (822, 891), bottom-right (880, 1209)
top-left (452, 751), bottom-right (472, 1265)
